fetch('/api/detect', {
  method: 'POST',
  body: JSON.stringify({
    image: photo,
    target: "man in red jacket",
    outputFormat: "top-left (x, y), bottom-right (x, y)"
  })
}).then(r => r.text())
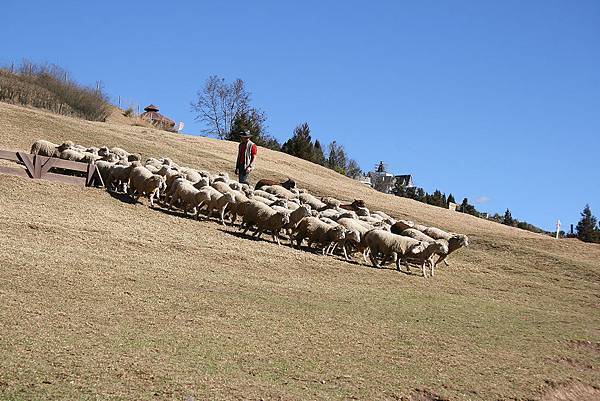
top-left (235, 130), bottom-right (257, 184)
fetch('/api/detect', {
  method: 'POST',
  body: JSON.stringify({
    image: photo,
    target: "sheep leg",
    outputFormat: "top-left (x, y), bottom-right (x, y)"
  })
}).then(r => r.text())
top-left (342, 244), bottom-right (349, 261)
top-left (369, 251), bottom-right (380, 268)
top-left (363, 248), bottom-right (370, 264)
top-left (273, 234), bottom-right (281, 246)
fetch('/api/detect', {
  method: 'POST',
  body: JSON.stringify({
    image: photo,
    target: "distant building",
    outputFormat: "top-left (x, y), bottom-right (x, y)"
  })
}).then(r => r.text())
top-left (140, 104), bottom-right (175, 131)
top-left (367, 161), bottom-right (414, 194)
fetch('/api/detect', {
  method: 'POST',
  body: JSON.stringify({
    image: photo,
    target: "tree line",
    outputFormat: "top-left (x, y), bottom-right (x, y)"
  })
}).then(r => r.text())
top-left (191, 76), bottom-right (362, 178)
top-left (192, 76), bottom-right (600, 244)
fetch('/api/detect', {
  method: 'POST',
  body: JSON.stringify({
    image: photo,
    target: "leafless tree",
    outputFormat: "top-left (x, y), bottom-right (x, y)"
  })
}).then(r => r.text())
top-left (191, 75), bottom-right (250, 138)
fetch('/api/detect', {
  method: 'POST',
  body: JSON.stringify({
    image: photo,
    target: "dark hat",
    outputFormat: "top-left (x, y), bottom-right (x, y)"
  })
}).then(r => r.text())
top-left (240, 130), bottom-right (252, 138)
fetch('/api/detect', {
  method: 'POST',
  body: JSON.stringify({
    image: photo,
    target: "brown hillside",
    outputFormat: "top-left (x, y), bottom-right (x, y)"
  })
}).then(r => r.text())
top-left (0, 102), bottom-right (599, 400)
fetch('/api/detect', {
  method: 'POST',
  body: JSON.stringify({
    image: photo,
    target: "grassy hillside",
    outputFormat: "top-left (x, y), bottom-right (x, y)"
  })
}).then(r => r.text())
top-left (0, 102), bottom-right (599, 400)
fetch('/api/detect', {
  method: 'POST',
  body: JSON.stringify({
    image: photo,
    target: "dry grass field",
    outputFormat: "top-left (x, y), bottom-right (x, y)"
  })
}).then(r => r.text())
top-left (0, 102), bottom-right (599, 400)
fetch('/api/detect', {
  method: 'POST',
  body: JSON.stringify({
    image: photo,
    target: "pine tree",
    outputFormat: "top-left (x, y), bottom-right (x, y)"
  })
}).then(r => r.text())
top-left (447, 193), bottom-right (456, 205)
top-left (503, 209), bottom-right (514, 226)
top-left (576, 204), bottom-right (599, 243)
top-left (313, 140), bottom-right (326, 165)
top-left (326, 141), bottom-right (348, 174)
top-left (282, 122), bottom-right (314, 161)
top-left (227, 108), bottom-right (266, 142)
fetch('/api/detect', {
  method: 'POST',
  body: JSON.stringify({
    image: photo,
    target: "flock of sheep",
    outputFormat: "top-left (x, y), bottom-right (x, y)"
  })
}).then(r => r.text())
top-left (29, 139), bottom-right (470, 278)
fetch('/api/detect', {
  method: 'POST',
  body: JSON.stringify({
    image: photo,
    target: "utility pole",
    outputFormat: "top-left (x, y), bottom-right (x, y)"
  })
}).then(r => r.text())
top-left (556, 219), bottom-right (561, 239)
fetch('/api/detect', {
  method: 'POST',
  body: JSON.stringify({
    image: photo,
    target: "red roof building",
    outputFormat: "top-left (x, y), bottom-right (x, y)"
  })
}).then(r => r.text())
top-left (140, 104), bottom-right (175, 131)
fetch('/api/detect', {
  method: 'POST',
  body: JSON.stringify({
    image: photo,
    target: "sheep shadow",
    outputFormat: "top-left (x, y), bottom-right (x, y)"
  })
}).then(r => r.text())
top-left (107, 190), bottom-right (137, 205)
top-left (151, 204), bottom-right (203, 220)
top-left (217, 228), bottom-right (269, 242)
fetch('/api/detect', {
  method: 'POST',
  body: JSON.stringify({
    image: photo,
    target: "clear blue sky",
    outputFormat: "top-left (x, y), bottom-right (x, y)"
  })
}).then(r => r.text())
top-left (2, 0), bottom-right (599, 231)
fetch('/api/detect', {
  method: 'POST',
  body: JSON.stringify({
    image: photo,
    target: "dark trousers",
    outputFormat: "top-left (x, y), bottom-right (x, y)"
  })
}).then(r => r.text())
top-left (238, 168), bottom-right (250, 184)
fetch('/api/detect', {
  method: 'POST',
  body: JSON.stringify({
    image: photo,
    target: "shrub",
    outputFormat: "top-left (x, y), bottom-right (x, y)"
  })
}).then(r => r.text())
top-left (0, 60), bottom-right (111, 121)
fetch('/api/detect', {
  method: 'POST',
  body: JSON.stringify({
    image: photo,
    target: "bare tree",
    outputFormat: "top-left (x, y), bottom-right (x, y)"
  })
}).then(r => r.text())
top-left (191, 75), bottom-right (250, 138)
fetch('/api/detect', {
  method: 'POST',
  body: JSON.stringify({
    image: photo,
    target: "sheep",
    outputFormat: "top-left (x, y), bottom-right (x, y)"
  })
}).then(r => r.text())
top-left (320, 196), bottom-right (342, 210)
top-left (145, 157), bottom-right (163, 169)
top-left (110, 147), bottom-right (130, 158)
top-left (434, 234), bottom-right (469, 267)
top-left (180, 168), bottom-right (202, 183)
top-left (168, 180), bottom-right (201, 215)
top-left (94, 160), bottom-right (114, 187)
top-left (293, 217), bottom-right (347, 257)
top-left (107, 162), bottom-right (136, 192)
top-left (363, 230), bottom-right (426, 270)
top-left (422, 226), bottom-right (453, 241)
top-left (371, 211), bottom-right (394, 221)
top-left (263, 185), bottom-right (298, 200)
top-left (241, 201), bottom-right (290, 245)
top-left (299, 192), bottom-right (326, 210)
top-left (206, 192), bottom-right (236, 225)
top-left (402, 241), bottom-right (449, 278)
top-left (58, 148), bottom-right (98, 163)
top-left (252, 195), bottom-right (276, 205)
top-left (212, 172), bottom-right (230, 184)
top-left (128, 166), bottom-right (166, 207)
top-left (252, 189), bottom-right (278, 201)
top-left (224, 189), bottom-right (251, 225)
top-left (413, 223), bottom-right (428, 232)
top-left (391, 220), bottom-right (415, 233)
top-left (359, 215), bottom-right (387, 227)
top-left (398, 228), bottom-right (437, 243)
top-left (336, 217), bottom-right (375, 259)
top-left (193, 177), bottom-right (210, 189)
top-left (211, 181), bottom-right (235, 194)
top-left (97, 146), bottom-right (110, 157)
top-left (127, 153), bottom-right (142, 162)
top-left (319, 208), bottom-right (341, 220)
top-left (319, 217), bottom-right (338, 226)
top-left (255, 178), bottom-right (296, 190)
top-left (334, 211), bottom-right (358, 220)
top-left (270, 205), bottom-right (312, 243)
top-left (30, 140), bottom-right (59, 157)
top-left (101, 153), bottom-right (120, 163)
top-left (192, 186), bottom-right (222, 217)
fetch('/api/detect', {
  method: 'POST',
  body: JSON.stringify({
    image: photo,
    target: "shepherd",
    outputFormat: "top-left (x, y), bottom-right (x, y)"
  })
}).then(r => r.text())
top-left (235, 130), bottom-right (257, 184)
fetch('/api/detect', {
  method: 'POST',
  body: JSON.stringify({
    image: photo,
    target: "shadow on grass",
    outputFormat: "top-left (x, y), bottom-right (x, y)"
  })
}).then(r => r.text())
top-left (107, 190), bottom-right (137, 205)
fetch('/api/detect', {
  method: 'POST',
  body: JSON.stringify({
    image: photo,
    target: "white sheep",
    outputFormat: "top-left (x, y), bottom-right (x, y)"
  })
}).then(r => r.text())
top-left (252, 189), bottom-right (278, 201)
top-left (363, 230), bottom-right (426, 270)
top-left (110, 147), bottom-right (130, 159)
top-left (128, 166), bottom-right (166, 207)
top-left (241, 201), bottom-right (290, 245)
top-left (168, 180), bottom-right (201, 215)
top-left (299, 192), bottom-right (326, 210)
top-left (211, 181), bottom-right (234, 194)
top-left (293, 216), bottom-right (347, 257)
top-left (264, 185), bottom-right (297, 200)
top-left (401, 241), bottom-right (449, 278)
top-left (30, 139), bottom-right (59, 157)
top-left (206, 192), bottom-right (236, 225)
top-left (106, 162), bottom-right (138, 192)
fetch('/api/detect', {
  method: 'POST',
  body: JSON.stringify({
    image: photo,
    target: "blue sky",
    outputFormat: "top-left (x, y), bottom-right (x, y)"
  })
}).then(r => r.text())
top-left (2, 0), bottom-right (599, 231)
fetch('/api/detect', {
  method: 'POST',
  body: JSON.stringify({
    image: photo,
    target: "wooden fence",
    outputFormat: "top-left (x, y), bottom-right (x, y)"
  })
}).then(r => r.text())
top-left (0, 149), bottom-right (103, 186)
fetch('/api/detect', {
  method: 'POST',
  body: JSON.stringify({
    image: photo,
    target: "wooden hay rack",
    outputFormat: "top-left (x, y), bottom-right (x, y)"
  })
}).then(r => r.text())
top-left (0, 149), bottom-right (103, 187)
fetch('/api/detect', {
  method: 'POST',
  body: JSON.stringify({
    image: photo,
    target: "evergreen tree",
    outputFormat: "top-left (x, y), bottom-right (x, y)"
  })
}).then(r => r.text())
top-left (313, 140), bottom-right (326, 165)
top-left (416, 188), bottom-right (426, 202)
top-left (503, 209), bottom-right (514, 226)
top-left (326, 141), bottom-right (348, 174)
top-left (282, 122), bottom-right (314, 161)
top-left (227, 108), bottom-right (266, 142)
top-left (447, 193), bottom-right (456, 205)
top-left (460, 198), bottom-right (479, 216)
top-left (576, 204), bottom-right (600, 243)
